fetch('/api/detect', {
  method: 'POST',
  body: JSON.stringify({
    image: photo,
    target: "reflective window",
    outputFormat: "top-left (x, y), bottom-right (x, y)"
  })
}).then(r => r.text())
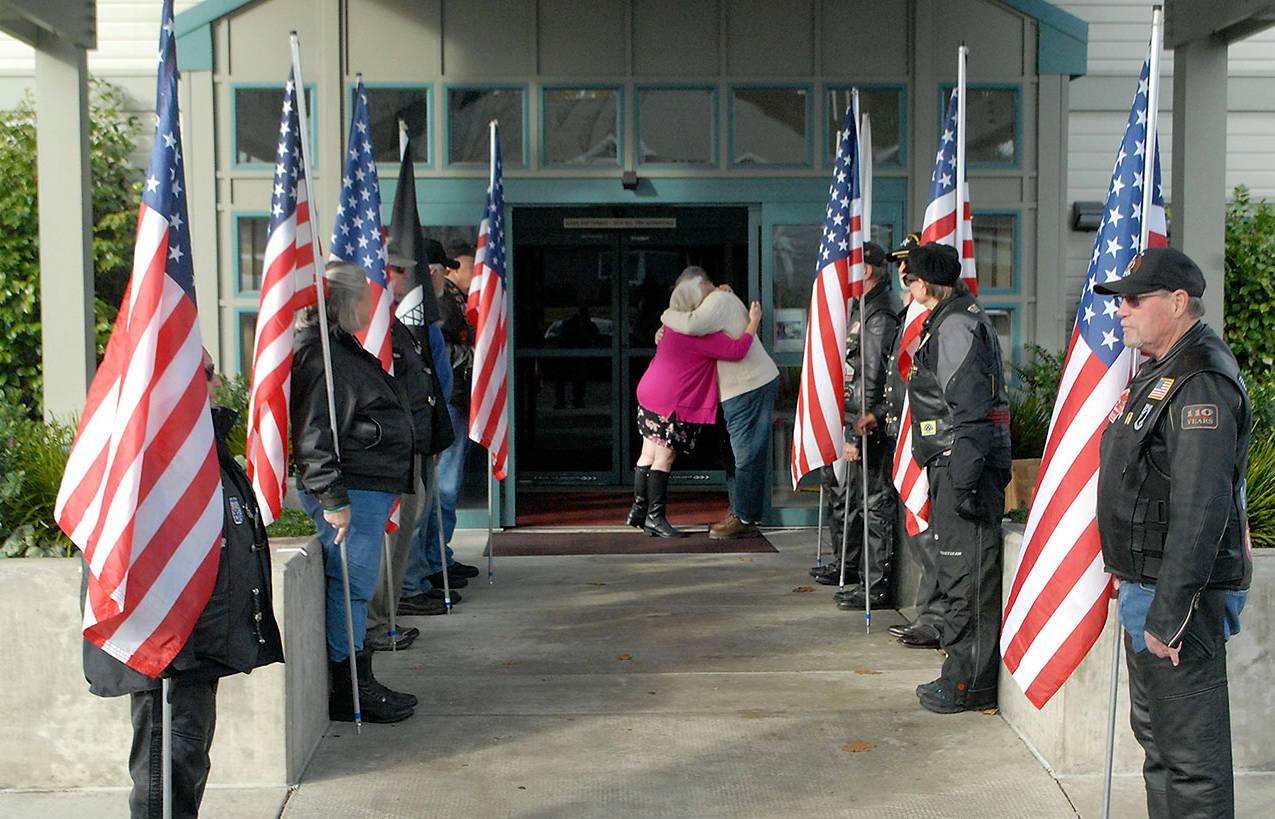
top-left (449, 87), bottom-right (524, 166)
top-left (543, 88), bottom-right (619, 166)
top-left (238, 312), bottom-right (257, 377)
top-left (972, 212), bottom-right (1016, 290)
top-left (771, 224), bottom-right (822, 354)
top-left (732, 87), bottom-right (809, 166)
top-left (235, 87), bottom-right (313, 166)
top-left (963, 86), bottom-right (1018, 165)
top-left (984, 307), bottom-right (1015, 376)
top-left (515, 245), bottom-right (615, 351)
top-left (363, 87), bottom-right (428, 163)
top-left (827, 86), bottom-right (903, 167)
top-left (637, 87), bottom-right (715, 165)
top-left (237, 216), bottom-right (269, 292)
top-left (515, 356), bottom-right (614, 471)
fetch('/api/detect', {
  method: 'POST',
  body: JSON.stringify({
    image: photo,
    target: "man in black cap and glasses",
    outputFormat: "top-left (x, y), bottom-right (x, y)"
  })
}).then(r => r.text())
top-left (902, 241), bottom-right (1011, 713)
top-left (1094, 246), bottom-right (1251, 817)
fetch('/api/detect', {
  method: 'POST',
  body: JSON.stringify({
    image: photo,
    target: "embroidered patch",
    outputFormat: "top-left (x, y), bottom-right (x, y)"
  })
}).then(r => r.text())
top-left (920, 420), bottom-right (938, 436)
top-left (1108, 388), bottom-right (1130, 423)
top-left (966, 303), bottom-right (981, 314)
top-left (1148, 377), bottom-right (1174, 400)
top-left (1181, 403), bottom-right (1218, 429)
top-left (1133, 403), bottom-right (1153, 431)
top-left (229, 496), bottom-right (245, 526)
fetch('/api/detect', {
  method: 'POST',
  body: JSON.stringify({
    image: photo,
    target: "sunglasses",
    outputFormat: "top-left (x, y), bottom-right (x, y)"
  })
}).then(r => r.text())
top-left (901, 272), bottom-right (919, 285)
top-left (1113, 290), bottom-right (1168, 308)
top-left (204, 362), bottom-right (216, 381)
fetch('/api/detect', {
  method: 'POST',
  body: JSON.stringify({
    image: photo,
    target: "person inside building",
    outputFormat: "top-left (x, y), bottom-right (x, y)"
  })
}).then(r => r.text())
top-left (808, 242), bottom-right (903, 612)
top-left (903, 242), bottom-right (1011, 713)
top-left (81, 348), bottom-right (284, 818)
top-left (658, 268), bottom-right (781, 539)
top-left (629, 267), bottom-right (762, 537)
top-left (1094, 247), bottom-right (1251, 817)
top-left (291, 260), bottom-right (417, 723)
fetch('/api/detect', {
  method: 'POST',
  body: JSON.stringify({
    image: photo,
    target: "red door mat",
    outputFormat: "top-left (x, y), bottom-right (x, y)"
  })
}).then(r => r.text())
top-left (515, 489), bottom-right (730, 527)
top-left (485, 530), bottom-right (777, 556)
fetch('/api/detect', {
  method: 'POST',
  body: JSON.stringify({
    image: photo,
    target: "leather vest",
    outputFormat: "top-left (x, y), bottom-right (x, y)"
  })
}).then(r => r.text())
top-left (1097, 325), bottom-right (1252, 589)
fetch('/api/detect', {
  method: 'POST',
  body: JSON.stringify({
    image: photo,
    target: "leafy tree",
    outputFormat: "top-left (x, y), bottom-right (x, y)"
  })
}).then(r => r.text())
top-left (1225, 186), bottom-right (1275, 378)
top-left (0, 79), bottom-right (141, 414)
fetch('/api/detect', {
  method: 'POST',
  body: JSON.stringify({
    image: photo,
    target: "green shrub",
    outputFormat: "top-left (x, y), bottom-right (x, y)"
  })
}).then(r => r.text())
top-left (1246, 424), bottom-right (1275, 550)
top-left (1009, 344), bottom-right (1064, 459)
top-left (267, 507), bottom-right (316, 539)
top-left (215, 373), bottom-right (250, 459)
top-left (1225, 186), bottom-right (1275, 379)
top-left (0, 392), bottom-right (75, 557)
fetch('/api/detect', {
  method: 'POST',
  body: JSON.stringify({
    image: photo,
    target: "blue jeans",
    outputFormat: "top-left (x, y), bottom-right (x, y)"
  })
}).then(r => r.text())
top-left (301, 488), bottom-right (397, 662)
top-left (721, 377), bottom-right (778, 524)
top-left (402, 403), bottom-right (469, 594)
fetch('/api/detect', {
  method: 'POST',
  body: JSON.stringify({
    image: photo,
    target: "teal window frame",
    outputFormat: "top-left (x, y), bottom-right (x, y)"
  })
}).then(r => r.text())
top-left (728, 83), bottom-right (813, 169)
top-left (971, 209), bottom-right (1021, 295)
top-left (824, 83), bottom-right (908, 170)
top-left (354, 83), bottom-right (434, 168)
top-left (538, 84), bottom-right (624, 169)
top-left (233, 307), bottom-right (259, 379)
top-left (444, 83), bottom-right (529, 169)
top-left (634, 84), bottom-right (719, 170)
top-left (938, 82), bottom-right (1022, 168)
top-left (233, 211), bottom-right (270, 296)
top-left (980, 302), bottom-right (1021, 381)
top-left (231, 82), bottom-right (318, 170)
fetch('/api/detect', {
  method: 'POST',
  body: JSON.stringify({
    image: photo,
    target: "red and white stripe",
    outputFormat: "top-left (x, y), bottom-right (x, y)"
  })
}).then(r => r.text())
top-left (55, 205), bottom-right (221, 677)
top-left (891, 299), bottom-right (931, 534)
top-left (468, 222), bottom-right (509, 480)
top-left (920, 187), bottom-right (978, 296)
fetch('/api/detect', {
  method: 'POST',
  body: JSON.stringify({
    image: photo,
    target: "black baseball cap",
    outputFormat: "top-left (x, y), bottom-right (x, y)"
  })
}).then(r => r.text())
top-left (889, 232), bottom-right (922, 261)
top-left (425, 238), bottom-right (460, 269)
top-left (1093, 247), bottom-right (1205, 297)
top-left (907, 242), bottom-right (961, 286)
top-left (863, 241), bottom-right (887, 268)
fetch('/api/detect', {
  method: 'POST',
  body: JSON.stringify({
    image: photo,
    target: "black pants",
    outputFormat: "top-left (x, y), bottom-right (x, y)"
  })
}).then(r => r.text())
top-left (129, 679), bottom-right (218, 819)
top-left (1126, 589), bottom-right (1234, 819)
top-left (818, 431), bottom-right (897, 594)
top-left (929, 462), bottom-right (1004, 702)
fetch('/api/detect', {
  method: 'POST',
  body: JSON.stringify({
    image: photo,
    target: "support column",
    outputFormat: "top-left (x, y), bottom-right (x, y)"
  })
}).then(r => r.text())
top-left (34, 33), bottom-right (95, 420)
top-left (1170, 37), bottom-right (1228, 325)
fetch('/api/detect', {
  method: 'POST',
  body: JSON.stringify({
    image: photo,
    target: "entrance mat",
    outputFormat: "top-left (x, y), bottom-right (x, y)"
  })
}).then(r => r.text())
top-left (515, 489), bottom-right (729, 527)
top-left (485, 530), bottom-right (777, 556)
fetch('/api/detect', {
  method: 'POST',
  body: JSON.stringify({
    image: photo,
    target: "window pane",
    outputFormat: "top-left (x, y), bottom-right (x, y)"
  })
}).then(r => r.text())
top-left (733, 87), bottom-right (807, 166)
top-left (237, 216), bottom-right (269, 292)
top-left (238, 312), bottom-right (257, 377)
top-left (236, 87), bottom-right (312, 165)
top-left (984, 308), bottom-right (1014, 378)
top-left (638, 88), bottom-right (713, 165)
top-left (966, 87), bottom-right (1017, 164)
top-left (771, 224), bottom-right (822, 353)
top-left (363, 87), bottom-right (428, 163)
top-left (515, 356), bottom-right (614, 471)
top-left (828, 87), bottom-right (902, 166)
top-left (543, 88), bottom-right (619, 166)
top-left (972, 213), bottom-right (1015, 289)
top-left (449, 88), bottom-right (524, 166)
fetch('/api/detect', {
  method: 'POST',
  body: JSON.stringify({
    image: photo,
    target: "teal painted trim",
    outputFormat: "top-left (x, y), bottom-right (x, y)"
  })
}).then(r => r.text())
top-left (634, 84), bottom-right (719, 170)
top-left (231, 82), bottom-right (318, 170)
top-left (442, 84), bottom-right (530, 169)
top-left (411, 175), bottom-right (861, 208)
top-left (771, 505), bottom-right (818, 526)
top-left (357, 82), bottom-right (435, 169)
top-left (176, 27), bottom-right (213, 72)
top-left (940, 83), bottom-right (1022, 169)
top-left (974, 208), bottom-right (1022, 295)
top-left (232, 211), bottom-right (269, 296)
top-left (727, 84), bottom-right (813, 169)
top-left (1000, 0), bottom-right (1088, 43)
top-left (174, 0), bottom-right (262, 36)
top-left (538, 84), bottom-right (623, 170)
top-left (824, 84), bottom-right (908, 170)
top-left (231, 306), bottom-right (256, 378)
top-left (1038, 21), bottom-right (1088, 77)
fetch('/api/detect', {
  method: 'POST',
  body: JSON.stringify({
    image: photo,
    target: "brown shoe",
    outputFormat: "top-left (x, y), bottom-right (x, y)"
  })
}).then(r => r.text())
top-left (709, 515), bottom-right (761, 539)
top-left (709, 513), bottom-right (738, 533)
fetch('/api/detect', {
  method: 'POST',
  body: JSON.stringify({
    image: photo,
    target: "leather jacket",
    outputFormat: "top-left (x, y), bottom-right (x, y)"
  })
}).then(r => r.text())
top-left (906, 292), bottom-right (1011, 488)
top-left (1098, 322), bottom-right (1252, 647)
top-left (83, 408), bottom-right (285, 696)
top-left (844, 279), bottom-right (902, 440)
top-left (291, 322), bottom-right (416, 510)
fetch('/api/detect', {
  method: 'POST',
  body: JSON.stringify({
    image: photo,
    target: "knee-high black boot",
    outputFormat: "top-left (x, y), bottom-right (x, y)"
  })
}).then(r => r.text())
top-left (627, 465), bottom-right (651, 528)
top-left (644, 469), bottom-right (687, 538)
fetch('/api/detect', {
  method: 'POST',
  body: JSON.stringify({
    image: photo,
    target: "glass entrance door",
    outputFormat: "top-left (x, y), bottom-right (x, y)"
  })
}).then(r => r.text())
top-left (512, 206), bottom-right (750, 486)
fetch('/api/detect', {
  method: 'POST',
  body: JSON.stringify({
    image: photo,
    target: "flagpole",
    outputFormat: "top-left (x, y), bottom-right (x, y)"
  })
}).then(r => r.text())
top-left (290, 32), bottom-right (361, 732)
top-left (484, 118), bottom-right (500, 585)
top-left (852, 89), bottom-right (871, 634)
top-left (161, 678), bottom-right (172, 819)
top-left (815, 484), bottom-right (825, 568)
top-left (956, 45), bottom-right (968, 276)
top-left (431, 458), bottom-right (454, 609)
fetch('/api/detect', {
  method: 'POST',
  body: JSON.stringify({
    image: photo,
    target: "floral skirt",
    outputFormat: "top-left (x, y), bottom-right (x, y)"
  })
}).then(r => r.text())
top-left (636, 404), bottom-right (702, 455)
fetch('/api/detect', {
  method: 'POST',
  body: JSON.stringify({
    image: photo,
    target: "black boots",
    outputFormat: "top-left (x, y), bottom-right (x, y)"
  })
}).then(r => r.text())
top-left (329, 649), bottom-right (415, 723)
top-left (643, 468), bottom-right (687, 538)
top-left (627, 465), bottom-right (651, 528)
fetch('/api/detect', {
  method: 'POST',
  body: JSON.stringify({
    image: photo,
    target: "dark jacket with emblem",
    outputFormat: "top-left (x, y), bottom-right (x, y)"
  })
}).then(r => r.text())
top-left (440, 277), bottom-right (476, 408)
top-left (1097, 322), bottom-right (1252, 647)
top-left (82, 408), bottom-right (285, 696)
top-left (845, 279), bottom-right (902, 441)
top-left (906, 291), bottom-right (1012, 489)
top-left (391, 318), bottom-right (454, 458)
top-left (291, 322), bottom-right (416, 511)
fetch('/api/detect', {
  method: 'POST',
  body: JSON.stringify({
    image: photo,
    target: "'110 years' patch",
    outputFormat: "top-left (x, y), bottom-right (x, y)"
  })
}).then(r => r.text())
top-left (1181, 404), bottom-right (1218, 430)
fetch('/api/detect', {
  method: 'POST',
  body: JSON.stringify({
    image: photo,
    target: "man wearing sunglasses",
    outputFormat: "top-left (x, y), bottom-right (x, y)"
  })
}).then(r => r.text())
top-left (1094, 247), bottom-right (1251, 817)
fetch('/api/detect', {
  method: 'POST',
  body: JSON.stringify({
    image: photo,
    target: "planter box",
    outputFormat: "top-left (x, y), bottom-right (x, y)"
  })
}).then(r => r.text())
top-left (0, 538), bottom-right (328, 789)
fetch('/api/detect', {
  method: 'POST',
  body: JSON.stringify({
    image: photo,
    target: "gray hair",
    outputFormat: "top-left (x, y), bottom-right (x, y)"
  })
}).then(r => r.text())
top-left (669, 266), bottom-right (712, 312)
top-left (295, 260), bottom-right (370, 333)
top-left (1186, 295), bottom-right (1206, 319)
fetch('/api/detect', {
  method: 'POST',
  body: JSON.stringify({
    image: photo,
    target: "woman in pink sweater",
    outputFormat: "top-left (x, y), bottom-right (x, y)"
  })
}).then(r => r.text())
top-left (630, 270), bottom-right (762, 537)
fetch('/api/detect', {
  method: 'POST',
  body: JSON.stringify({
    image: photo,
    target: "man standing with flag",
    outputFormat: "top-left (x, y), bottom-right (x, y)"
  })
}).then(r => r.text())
top-left (1095, 247), bottom-right (1250, 818)
top-left (903, 242), bottom-right (1011, 713)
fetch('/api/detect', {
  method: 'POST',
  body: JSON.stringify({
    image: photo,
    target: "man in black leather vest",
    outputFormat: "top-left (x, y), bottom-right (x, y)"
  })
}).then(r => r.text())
top-left (904, 243), bottom-right (1011, 714)
top-left (1095, 247), bottom-right (1251, 819)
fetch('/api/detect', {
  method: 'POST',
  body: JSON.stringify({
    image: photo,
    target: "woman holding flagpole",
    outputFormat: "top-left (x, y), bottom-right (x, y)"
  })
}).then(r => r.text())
top-left (292, 260), bottom-right (418, 723)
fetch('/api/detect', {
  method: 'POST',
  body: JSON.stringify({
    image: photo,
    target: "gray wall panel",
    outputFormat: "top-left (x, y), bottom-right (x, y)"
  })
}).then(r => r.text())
top-left (725, 0), bottom-right (814, 76)
top-left (820, 0), bottom-right (909, 77)
top-left (632, 0), bottom-right (719, 76)
top-left (348, 0), bottom-right (442, 79)
top-left (441, 0), bottom-right (535, 76)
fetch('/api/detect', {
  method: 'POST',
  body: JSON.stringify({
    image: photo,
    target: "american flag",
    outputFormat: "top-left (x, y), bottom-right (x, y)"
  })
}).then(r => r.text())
top-left (54, 0), bottom-right (222, 677)
top-left (891, 299), bottom-right (932, 535)
top-left (1001, 56), bottom-right (1167, 708)
top-left (330, 78), bottom-right (399, 530)
top-left (790, 101), bottom-right (865, 488)
top-left (246, 70), bottom-right (316, 526)
top-left (467, 121), bottom-right (509, 480)
top-left (921, 90), bottom-right (978, 294)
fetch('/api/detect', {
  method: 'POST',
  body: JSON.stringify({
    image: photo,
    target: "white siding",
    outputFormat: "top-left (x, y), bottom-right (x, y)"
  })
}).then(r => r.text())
top-left (0, 0), bottom-right (202, 74)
